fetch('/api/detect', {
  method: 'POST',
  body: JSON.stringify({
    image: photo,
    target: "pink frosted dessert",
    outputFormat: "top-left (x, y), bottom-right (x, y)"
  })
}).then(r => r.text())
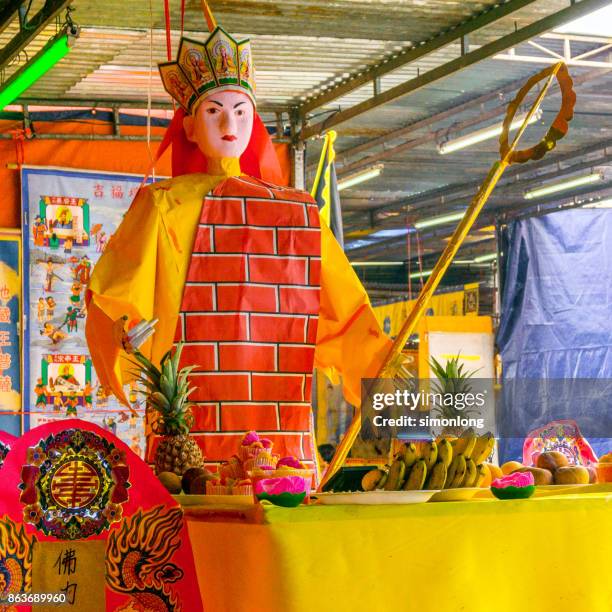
top-left (276, 456), bottom-right (305, 470)
top-left (492, 471), bottom-right (534, 489)
top-left (491, 470), bottom-right (535, 499)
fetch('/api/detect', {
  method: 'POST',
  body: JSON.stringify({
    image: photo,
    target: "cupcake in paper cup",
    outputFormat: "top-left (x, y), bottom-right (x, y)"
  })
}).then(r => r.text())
top-left (238, 431), bottom-right (266, 462)
top-left (232, 479), bottom-right (253, 496)
top-left (206, 479), bottom-right (232, 495)
top-left (491, 471), bottom-right (535, 500)
top-left (254, 476), bottom-right (308, 507)
top-left (220, 455), bottom-right (244, 481)
top-left (253, 452), bottom-right (278, 470)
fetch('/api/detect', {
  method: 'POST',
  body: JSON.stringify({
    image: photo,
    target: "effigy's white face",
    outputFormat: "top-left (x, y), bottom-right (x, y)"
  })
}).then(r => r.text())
top-left (183, 90), bottom-right (254, 159)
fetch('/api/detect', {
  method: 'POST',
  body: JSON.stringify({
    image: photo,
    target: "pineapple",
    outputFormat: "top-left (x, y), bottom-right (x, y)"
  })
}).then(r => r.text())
top-left (131, 343), bottom-right (204, 476)
top-left (429, 354), bottom-right (480, 437)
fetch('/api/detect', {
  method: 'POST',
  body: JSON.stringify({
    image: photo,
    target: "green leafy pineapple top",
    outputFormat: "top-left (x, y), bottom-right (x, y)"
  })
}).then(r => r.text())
top-left (429, 354), bottom-right (480, 419)
top-left (130, 343), bottom-right (197, 436)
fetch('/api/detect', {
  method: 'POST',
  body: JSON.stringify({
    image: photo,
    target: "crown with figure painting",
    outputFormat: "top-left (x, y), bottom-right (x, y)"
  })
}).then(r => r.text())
top-left (158, 2), bottom-right (255, 113)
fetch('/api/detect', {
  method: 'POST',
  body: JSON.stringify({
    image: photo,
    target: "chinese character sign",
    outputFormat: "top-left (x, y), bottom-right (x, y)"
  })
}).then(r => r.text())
top-left (0, 230), bottom-right (21, 436)
top-left (22, 168), bottom-right (161, 455)
top-left (32, 540), bottom-right (106, 611)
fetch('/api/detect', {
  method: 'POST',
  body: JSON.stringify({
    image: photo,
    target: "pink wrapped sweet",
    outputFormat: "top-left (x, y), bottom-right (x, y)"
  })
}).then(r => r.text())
top-left (260, 438), bottom-right (273, 450)
top-left (492, 471), bottom-right (534, 489)
top-left (490, 471), bottom-right (535, 500)
top-left (276, 456), bottom-right (304, 470)
top-left (254, 475), bottom-right (308, 496)
top-left (241, 431), bottom-right (260, 446)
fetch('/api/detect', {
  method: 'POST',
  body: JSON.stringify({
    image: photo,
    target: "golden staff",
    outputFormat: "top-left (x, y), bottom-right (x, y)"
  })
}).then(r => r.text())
top-left (319, 61), bottom-right (576, 490)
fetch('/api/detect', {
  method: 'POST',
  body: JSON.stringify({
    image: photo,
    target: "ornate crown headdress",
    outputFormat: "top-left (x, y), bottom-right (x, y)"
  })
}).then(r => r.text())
top-left (159, 2), bottom-right (255, 113)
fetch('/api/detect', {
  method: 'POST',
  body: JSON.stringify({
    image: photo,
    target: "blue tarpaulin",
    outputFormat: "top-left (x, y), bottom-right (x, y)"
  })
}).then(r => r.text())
top-left (496, 208), bottom-right (612, 460)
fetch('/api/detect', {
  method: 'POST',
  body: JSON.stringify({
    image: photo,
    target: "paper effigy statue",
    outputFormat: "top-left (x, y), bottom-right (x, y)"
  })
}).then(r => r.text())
top-left (85, 3), bottom-right (392, 472)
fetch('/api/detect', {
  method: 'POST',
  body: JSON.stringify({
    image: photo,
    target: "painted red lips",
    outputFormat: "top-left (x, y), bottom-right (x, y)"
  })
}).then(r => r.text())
top-left (222, 135), bottom-right (237, 141)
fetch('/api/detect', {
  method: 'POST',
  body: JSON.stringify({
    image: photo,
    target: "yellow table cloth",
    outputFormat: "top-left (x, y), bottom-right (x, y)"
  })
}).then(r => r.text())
top-left (186, 493), bottom-right (612, 612)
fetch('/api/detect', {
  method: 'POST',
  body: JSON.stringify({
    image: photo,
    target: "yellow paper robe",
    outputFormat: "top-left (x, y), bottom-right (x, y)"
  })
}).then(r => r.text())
top-left (86, 158), bottom-right (391, 407)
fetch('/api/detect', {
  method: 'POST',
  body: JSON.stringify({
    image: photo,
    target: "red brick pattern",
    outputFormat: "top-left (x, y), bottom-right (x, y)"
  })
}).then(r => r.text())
top-left (218, 343), bottom-right (275, 372)
top-left (250, 256), bottom-right (307, 285)
top-left (277, 228), bottom-right (320, 256)
top-left (279, 403), bottom-right (312, 431)
top-left (180, 284), bottom-right (214, 312)
top-left (278, 345), bottom-right (315, 373)
top-left (251, 373), bottom-right (305, 402)
top-left (192, 226), bottom-right (212, 253)
top-left (307, 317), bottom-right (319, 344)
top-left (220, 403), bottom-right (279, 431)
top-left (215, 226), bottom-right (275, 254)
top-left (149, 176), bottom-right (323, 465)
top-left (217, 284), bottom-right (277, 313)
top-left (191, 403), bottom-right (219, 431)
top-left (179, 342), bottom-right (216, 371)
top-left (250, 314), bottom-right (306, 343)
top-left (279, 286), bottom-right (320, 315)
top-left (185, 313), bottom-right (249, 342)
top-left (246, 199), bottom-right (308, 227)
top-left (187, 254), bottom-right (246, 283)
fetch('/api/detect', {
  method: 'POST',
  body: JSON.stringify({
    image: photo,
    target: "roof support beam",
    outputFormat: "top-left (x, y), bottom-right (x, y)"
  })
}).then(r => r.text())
top-left (0, 0), bottom-right (24, 35)
top-left (14, 96), bottom-right (287, 114)
top-left (0, 0), bottom-right (74, 72)
top-left (346, 152), bottom-right (612, 259)
top-left (340, 137), bottom-right (612, 231)
top-left (297, 0), bottom-right (540, 116)
top-left (307, 77), bottom-right (526, 172)
top-left (298, 0), bottom-right (612, 141)
top-left (329, 67), bottom-right (607, 178)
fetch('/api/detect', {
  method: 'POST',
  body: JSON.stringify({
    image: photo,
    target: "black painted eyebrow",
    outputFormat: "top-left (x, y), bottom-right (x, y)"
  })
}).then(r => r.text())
top-left (207, 100), bottom-right (223, 107)
top-left (234, 101), bottom-right (247, 108)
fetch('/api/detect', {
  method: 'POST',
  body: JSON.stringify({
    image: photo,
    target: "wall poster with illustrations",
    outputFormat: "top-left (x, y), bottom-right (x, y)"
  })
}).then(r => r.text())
top-left (22, 167), bottom-right (160, 457)
top-left (0, 229), bottom-right (22, 436)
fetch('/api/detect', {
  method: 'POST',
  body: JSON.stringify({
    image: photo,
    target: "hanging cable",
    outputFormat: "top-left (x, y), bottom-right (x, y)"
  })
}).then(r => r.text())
top-left (407, 221), bottom-right (412, 299)
top-left (145, 0), bottom-right (155, 178)
top-left (163, 0), bottom-right (172, 61)
top-left (416, 230), bottom-right (425, 290)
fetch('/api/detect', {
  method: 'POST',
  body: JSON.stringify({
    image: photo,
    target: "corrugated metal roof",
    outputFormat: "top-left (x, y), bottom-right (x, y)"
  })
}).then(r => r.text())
top-left (3, 0), bottom-right (574, 109)
top-left (2, 0), bottom-right (610, 282)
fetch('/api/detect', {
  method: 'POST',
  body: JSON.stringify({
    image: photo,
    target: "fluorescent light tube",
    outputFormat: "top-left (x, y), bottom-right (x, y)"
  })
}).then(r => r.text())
top-left (409, 268), bottom-right (434, 279)
top-left (439, 109), bottom-right (542, 155)
top-left (351, 261), bottom-right (404, 267)
top-left (473, 253), bottom-right (498, 263)
top-left (582, 198), bottom-right (612, 209)
top-left (0, 28), bottom-right (77, 110)
top-left (414, 210), bottom-right (466, 230)
top-left (337, 164), bottom-right (384, 191)
top-left (524, 173), bottom-right (603, 200)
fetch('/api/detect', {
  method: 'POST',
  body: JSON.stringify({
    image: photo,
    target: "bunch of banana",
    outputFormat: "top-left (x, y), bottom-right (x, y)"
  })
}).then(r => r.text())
top-left (360, 433), bottom-right (495, 492)
top-left (361, 466), bottom-right (389, 491)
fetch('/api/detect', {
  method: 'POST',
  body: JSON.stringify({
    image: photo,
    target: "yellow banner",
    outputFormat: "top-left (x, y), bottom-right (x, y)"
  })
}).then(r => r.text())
top-left (32, 540), bottom-right (106, 610)
top-left (373, 283), bottom-right (479, 338)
